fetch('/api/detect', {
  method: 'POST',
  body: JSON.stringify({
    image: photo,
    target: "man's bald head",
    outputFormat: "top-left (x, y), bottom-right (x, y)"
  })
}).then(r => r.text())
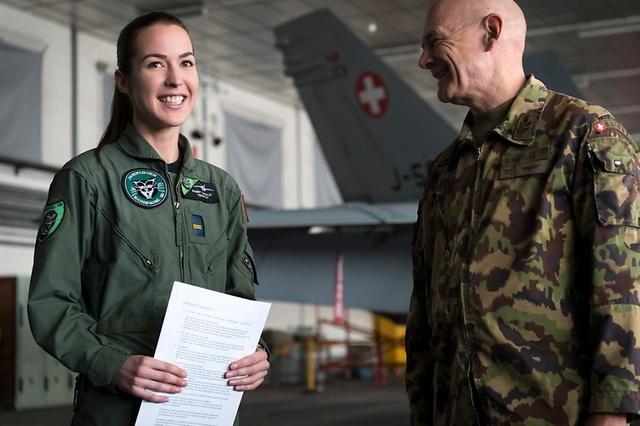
top-left (428, 0), bottom-right (526, 47)
top-left (420, 0), bottom-right (528, 111)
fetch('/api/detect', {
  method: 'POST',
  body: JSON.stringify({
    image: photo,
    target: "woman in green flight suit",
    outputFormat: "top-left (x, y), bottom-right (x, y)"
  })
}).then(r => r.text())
top-left (28, 12), bottom-right (269, 425)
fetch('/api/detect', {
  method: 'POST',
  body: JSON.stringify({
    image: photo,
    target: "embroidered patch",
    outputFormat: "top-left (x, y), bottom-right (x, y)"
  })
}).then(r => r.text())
top-left (38, 201), bottom-right (65, 241)
top-left (181, 177), bottom-right (219, 204)
top-left (513, 110), bottom-right (540, 141)
top-left (593, 121), bottom-right (607, 134)
top-left (122, 169), bottom-right (167, 208)
top-left (500, 147), bottom-right (551, 179)
top-left (192, 214), bottom-right (205, 237)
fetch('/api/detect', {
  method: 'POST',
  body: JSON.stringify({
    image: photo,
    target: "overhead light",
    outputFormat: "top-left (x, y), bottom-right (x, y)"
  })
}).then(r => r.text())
top-left (368, 22), bottom-right (378, 34)
top-left (527, 14), bottom-right (640, 38)
top-left (308, 226), bottom-right (335, 235)
top-left (578, 23), bottom-right (640, 38)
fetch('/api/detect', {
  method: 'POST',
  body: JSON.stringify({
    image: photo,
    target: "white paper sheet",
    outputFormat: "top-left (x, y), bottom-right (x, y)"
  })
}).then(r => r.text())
top-left (135, 281), bottom-right (271, 426)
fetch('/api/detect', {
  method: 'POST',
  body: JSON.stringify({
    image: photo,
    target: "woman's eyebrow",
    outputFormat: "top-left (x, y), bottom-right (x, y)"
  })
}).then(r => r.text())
top-left (141, 51), bottom-right (194, 60)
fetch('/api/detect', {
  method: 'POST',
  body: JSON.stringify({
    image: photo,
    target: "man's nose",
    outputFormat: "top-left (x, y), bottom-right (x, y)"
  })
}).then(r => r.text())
top-left (418, 48), bottom-right (433, 69)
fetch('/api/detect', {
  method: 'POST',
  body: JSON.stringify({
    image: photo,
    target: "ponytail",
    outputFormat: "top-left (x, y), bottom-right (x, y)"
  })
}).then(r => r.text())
top-left (98, 84), bottom-right (133, 148)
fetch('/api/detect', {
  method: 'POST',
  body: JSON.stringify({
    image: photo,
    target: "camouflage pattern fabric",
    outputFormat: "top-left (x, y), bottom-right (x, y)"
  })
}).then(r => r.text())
top-left (406, 76), bottom-right (640, 425)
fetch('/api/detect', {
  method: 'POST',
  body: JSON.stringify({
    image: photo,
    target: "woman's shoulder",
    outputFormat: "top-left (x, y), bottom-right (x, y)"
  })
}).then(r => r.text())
top-left (190, 159), bottom-right (241, 197)
top-left (58, 148), bottom-right (101, 179)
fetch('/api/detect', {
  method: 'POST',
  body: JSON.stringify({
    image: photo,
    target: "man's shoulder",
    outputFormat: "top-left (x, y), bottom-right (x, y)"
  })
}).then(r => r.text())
top-left (543, 89), bottom-right (611, 126)
top-left (430, 141), bottom-right (458, 170)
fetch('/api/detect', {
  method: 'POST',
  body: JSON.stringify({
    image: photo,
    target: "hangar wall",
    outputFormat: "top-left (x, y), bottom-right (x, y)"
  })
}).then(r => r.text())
top-left (0, 2), bottom-right (326, 275)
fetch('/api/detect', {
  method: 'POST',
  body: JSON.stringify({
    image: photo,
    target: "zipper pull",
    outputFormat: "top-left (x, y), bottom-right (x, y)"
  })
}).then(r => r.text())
top-left (586, 144), bottom-right (598, 174)
top-left (143, 258), bottom-right (154, 270)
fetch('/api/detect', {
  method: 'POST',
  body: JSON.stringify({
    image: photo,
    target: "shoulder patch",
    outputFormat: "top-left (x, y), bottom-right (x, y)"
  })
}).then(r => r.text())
top-left (38, 201), bottom-right (65, 241)
top-left (241, 194), bottom-right (250, 223)
top-left (590, 116), bottom-right (632, 143)
top-left (122, 169), bottom-right (167, 208)
top-left (180, 177), bottom-right (219, 204)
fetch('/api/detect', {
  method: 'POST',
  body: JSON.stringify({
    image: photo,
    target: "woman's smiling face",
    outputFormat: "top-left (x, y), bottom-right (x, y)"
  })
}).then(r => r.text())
top-left (117, 23), bottom-right (198, 135)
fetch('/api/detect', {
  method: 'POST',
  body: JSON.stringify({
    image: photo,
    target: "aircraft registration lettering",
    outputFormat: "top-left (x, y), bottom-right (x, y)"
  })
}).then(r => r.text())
top-left (391, 162), bottom-right (429, 192)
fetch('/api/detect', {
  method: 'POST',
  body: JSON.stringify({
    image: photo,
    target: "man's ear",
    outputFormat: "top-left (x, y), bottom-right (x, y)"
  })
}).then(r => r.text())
top-left (115, 69), bottom-right (129, 95)
top-left (483, 14), bottom-right (503, 50)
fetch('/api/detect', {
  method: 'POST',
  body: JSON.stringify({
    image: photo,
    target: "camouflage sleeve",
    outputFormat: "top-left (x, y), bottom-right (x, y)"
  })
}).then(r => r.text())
top-left (406, 182), bottom-right (435, 425)
top-left (573, 115), bottom-right (640, 417)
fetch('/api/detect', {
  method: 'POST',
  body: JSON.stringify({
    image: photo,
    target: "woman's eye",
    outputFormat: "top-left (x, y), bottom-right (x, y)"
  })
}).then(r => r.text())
top-left (147, 61), bottom-right (163, 69)
top-left (182, 59), bottom-right (195, 67)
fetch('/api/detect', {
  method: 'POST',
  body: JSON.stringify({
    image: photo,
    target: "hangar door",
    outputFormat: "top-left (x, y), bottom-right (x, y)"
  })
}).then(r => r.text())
top-left (225, 112), bottom-right (283, 208)
top-left (0, 41), bottom-right (42, 162)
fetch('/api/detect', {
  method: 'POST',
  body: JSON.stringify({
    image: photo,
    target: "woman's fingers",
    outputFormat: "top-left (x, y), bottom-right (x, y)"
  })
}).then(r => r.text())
top-left (226, 359), bottom-right (270, 379)
top-left (225, 349), bottom-right (270, 391)
top-left (227, 369), bottom-right (268, 388)
top-left (116, 355), bottom-right (188, 401)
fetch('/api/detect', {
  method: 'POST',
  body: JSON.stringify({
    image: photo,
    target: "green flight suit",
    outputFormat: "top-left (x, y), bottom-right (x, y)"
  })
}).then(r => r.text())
top-left (407, 76), bottom-right (640, 425)
top-left (28, 124), bottom-right (258, 425)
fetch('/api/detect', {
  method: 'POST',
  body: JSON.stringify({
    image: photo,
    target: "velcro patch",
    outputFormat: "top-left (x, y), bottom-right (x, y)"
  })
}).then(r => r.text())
top-left (181, 177), bottom-right (219, 204)
top-left (38, 201), bottom-right (65, 241)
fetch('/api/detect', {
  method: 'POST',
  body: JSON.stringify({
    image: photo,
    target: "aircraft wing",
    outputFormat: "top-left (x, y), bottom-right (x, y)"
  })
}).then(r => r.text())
top-left (247, 202), bottom-right (416, 229)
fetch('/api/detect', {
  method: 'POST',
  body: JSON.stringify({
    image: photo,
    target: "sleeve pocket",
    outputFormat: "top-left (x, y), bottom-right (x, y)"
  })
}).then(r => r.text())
top-left (589, 139), bottom-right (640, 227)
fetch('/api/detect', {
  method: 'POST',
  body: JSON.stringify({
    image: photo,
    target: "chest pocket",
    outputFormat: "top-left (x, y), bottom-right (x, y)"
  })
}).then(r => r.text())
top-left (183, 205), bottom-right (228, 289)
top-left (499, 146), bottom-right (552, 179)
top-left (589, 137), bottom-right (640, 228)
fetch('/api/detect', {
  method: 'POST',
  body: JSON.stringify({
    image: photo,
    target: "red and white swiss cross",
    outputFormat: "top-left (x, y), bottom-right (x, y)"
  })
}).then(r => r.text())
top-left (355, 71), bottom-right (389, 118)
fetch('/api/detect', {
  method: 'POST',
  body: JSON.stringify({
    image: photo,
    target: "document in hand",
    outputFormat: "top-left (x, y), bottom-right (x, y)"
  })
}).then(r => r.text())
top-left (135, 281), bottom-right (271, 426)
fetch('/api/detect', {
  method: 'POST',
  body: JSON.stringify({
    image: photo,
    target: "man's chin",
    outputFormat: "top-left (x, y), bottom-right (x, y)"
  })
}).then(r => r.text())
top-left (436, 88), bottom-right (453, 104)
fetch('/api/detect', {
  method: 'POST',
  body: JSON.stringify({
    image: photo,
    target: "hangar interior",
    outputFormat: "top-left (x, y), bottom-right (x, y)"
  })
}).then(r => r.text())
top-left (0, 0), bottom-right (639, 424)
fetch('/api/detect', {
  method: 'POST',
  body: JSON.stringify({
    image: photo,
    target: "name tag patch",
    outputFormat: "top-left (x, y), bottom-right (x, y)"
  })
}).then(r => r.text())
top-left (500, 147), bottom-right (551, 179)
top-left (181, 177), bottom-right (219, 204)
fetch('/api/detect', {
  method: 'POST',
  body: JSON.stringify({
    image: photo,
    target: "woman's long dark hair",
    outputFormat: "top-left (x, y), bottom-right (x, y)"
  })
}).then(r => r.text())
top-left (98, 12), bottom-right (190, 148)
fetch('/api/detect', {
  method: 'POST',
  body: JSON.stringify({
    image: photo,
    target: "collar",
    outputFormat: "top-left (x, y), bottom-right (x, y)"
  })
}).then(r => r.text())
top-left (454, 75), bottom-right (549, 150)
top-left (116, 123), bottom-right (196, 173)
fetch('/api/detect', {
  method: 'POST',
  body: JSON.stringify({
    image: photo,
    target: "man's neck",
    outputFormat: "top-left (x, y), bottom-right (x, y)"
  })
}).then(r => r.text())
top-left (470, 70), bottom-right (526, 114)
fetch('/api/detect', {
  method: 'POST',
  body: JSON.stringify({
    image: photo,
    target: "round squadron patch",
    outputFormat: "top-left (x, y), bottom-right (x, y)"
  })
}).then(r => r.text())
top-left (38, 201), bottom-right (65, 241)
top-left (122, 169), bottom-right (167, 208)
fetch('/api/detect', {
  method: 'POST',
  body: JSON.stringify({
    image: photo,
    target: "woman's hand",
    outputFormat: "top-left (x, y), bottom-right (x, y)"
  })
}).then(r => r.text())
top-left (116, 355), bottom-right (188, 402)
top-left (225, 347), bottom-right (270, 391)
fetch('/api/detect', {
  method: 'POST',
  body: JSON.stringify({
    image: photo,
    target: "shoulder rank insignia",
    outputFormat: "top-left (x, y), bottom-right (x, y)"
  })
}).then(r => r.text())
top-left (513, 109), bottom-right (540, 141)
top-left (181, 177), bottom-right (219, 204)
top-left (38, 201), bottom-right (65, 241)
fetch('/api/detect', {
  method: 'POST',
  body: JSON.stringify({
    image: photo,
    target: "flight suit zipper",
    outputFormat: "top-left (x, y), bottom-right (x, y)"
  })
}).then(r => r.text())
top-left (165, 170), bottom-right (184, 282)
top-left (112, 224), bottom-right (156, 271)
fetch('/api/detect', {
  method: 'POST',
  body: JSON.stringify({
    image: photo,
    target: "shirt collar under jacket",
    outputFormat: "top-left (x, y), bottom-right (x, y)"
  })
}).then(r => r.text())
top-left (455, 74), bottom-right (548, 151)
top-left (116, 123), bottom-right (196, 174)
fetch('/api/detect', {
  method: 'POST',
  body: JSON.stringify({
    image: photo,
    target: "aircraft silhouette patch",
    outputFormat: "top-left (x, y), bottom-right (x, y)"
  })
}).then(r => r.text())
top-left (181, 177), bottom-right (219, 204)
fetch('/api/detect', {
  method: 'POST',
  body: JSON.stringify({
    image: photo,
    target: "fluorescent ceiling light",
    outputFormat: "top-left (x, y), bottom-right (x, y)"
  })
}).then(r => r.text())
top-left (578, 23), bottom-right (640, 38)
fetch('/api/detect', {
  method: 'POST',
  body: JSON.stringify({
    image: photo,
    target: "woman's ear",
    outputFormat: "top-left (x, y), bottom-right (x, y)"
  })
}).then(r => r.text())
top-left (115, 69), bottom-right (129, 94)
top-left (483, 14), bottom-right (503, 50)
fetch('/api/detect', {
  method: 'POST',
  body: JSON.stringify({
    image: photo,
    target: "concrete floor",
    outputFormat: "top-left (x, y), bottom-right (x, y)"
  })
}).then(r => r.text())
top-left (0, 379), bottom-right (409, 426)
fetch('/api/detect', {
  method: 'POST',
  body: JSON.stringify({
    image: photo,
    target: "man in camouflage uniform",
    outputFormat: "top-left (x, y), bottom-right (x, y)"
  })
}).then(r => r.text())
top-left (406, 0), bottom-right (640, 425)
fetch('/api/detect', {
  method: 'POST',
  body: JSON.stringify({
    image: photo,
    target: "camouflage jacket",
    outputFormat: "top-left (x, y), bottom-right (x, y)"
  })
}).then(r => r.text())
top-left (406, 76), bottom-right (640, 425)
